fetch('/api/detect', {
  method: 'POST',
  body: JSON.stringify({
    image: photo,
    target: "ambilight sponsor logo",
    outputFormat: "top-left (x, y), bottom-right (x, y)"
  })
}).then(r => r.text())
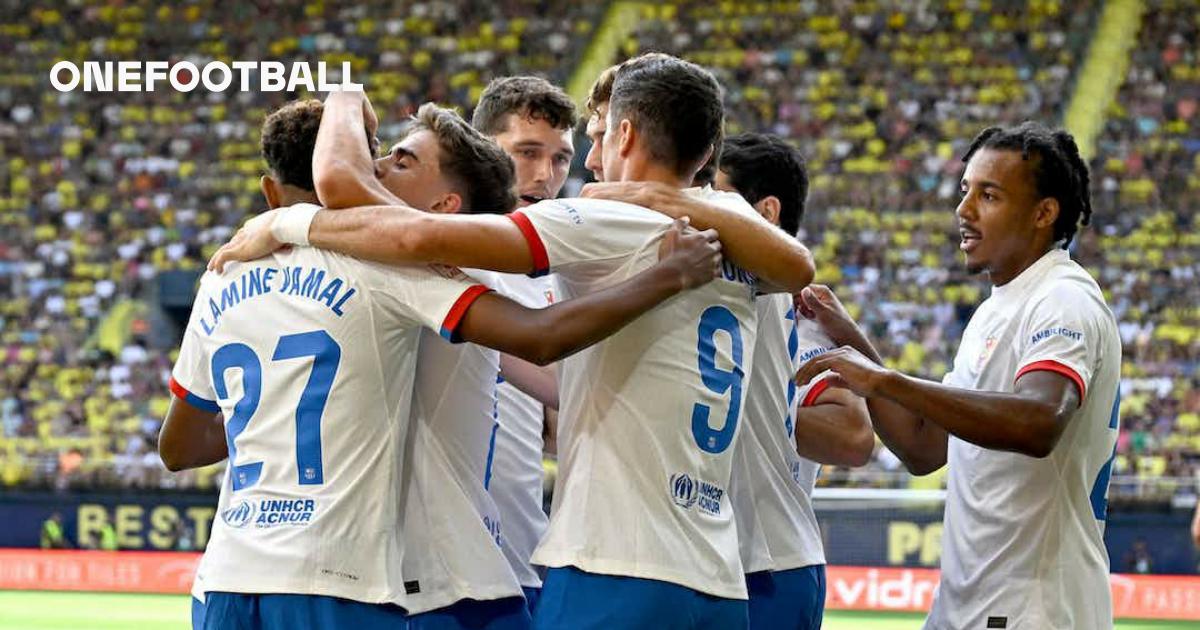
top-left (221, 501), bottom-right (255, 528)
top-left (1030, 327), bottom-right (1083, 344)
top-left (799, 346), bottom-right (835, 363)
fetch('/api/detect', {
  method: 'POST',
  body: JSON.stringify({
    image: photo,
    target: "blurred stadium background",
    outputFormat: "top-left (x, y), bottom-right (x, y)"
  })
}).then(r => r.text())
top-left (0, 0), bottom-right (1198, 627)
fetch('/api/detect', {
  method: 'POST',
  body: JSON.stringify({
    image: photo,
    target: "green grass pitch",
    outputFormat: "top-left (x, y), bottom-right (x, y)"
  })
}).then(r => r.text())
top-left (0, 591), bottom-right (1194, 629)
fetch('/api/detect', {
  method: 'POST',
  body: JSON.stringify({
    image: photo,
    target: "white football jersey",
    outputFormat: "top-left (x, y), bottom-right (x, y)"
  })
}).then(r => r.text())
top-left (170, 204), bottom-right (490, 605)
top-left (731, 293), bottom-right (832, 574)
top-left (515, 188), bottom-right (761, 599)
top-left (925, 249), bottom-right (1120, 630)
top-left (488, 273), bottom-right (560, 589)
top-left (398, 267), bottom-right (522, 613)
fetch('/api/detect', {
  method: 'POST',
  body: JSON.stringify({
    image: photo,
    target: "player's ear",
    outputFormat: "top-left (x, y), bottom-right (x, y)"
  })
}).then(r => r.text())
top-left (754, 195), bottom-right (781, 226)
top-left (431, 192), bottom-right (462, 215)
top-left (617, 118), bottom-right (636, 158)
top-left (261, 175), bottom-right (283, 209)
top-left (1034, 196), bottom-right (1060, 231)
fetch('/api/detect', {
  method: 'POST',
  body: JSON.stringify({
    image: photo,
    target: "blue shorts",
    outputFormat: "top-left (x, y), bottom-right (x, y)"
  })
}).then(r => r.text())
top-left (200, 591), bottom-right (408, 630)
top-left (533, 566), bottom-right (747, 630)
top-left (407, 596), bottom-right (530, 630)
top-left (521, 587), bottom-right (541, 615)
top-left (192, 597), bottom-right (206, 630)
top-left (745, 565), bottom-right (826, 630)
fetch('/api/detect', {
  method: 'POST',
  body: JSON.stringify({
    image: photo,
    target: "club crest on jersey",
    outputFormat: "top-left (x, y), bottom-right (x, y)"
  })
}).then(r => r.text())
top-left (669, 473), bottom-right (698, 509)
top-left (221, 500), bottom-right (256, 528)
top-left (975, 337), bottom-right (998, 371)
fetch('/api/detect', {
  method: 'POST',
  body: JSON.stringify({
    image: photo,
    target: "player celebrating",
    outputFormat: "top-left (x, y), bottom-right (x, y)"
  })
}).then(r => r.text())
top-left (470, 75), bottom-right (578, 611)
top-left (209, 53), bottom-right (816, 628)
top-left (715, 133), bottom-right (872, 629)
top-left (160, 98), bottom-right (725, 630)
top-left (795, 122), bottom-right (1120, 629)
top-left (585, 132), bottom-right (875, 629)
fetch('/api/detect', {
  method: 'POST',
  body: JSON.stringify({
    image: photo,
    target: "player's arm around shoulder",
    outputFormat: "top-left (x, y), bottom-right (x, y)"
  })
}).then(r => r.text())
top-left (581, 180), bottom-right (815, 293)
top-left (457, 218), bottom-right (722, 365)
top-left (211, 203), bottom-right (536, 275)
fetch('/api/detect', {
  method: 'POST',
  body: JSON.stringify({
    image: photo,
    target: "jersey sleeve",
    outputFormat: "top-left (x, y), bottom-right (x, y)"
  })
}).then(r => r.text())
top-left (169, 283), bottom-right (220, 413)
top-left (1013, 286), bottom-right (1101, 402)
top-left (507, 199), bottom-right (660, 278)
top-left (794, 319), bottom-right (838, 407)
top-left (373, 264), bottom-right (493, 343)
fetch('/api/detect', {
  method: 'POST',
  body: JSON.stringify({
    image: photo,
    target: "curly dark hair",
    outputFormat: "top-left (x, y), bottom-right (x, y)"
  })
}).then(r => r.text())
top-left (406, 103), bottom-right (517, 214)
top-left (472, 76), bottom-right (577, 136)
top-left (261, 99), bottom-right (323, 192)
top-left (719, 133), bottom-right (809, 236)
top-left (961, 122), bottom-right (1093, 248)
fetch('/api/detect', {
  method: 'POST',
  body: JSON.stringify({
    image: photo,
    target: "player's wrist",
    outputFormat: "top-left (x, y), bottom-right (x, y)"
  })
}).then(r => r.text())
top-left (272, 204), bottom-right (320, 246)
top-left (871, 367), bottom-right (904, 399)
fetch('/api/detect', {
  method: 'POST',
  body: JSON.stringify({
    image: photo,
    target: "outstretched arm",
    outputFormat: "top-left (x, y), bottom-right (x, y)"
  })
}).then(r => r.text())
top-left (209, 203), bottom-right (535, 274)
top-left (159, 397), bottom-right (226, 472)
top-left (581, 181), bottom-right (815, 293)
top-left (797, 284), bottom-right (948, 474)
top-left (797, 351), bottom-right (1079, 461)
top-left (459, 220), bottom-right (721, 365)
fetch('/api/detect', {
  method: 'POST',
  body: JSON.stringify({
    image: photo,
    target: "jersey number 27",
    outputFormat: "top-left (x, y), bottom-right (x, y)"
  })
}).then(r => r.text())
top-left (211, 330), bottom-right (342, 491)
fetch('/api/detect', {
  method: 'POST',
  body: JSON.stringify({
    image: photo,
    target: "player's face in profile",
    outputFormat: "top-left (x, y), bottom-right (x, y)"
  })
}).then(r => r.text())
top-left (584, 103), bottom-right (608, 182)
top-left (956, 148), bottom-right (1044, 279)
top-left (375, 129), bottom-right (456, 213)
top-left (493, 114), bottom-right (574, 207)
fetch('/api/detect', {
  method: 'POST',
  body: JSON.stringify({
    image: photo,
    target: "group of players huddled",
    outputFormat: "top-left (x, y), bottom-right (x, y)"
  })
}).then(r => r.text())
top-left (160, 53), bottom-right (1121, 630)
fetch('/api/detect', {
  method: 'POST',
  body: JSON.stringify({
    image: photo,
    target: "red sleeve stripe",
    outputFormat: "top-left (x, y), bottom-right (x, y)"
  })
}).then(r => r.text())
top-left (801, 377), bottom-right (833, 408)
top-left (168, 376), bottom-right (220, 413)
top-left (1015, 360), bottom-right (1086, 401)
top-left (507, 211), bottom-right (550, 277)
top-left (440, 284), bottom-right (492, 343)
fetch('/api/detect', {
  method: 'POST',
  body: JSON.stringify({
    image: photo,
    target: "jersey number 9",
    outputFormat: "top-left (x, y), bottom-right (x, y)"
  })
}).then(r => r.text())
top-left (692, 306), bottom-right (745, 454)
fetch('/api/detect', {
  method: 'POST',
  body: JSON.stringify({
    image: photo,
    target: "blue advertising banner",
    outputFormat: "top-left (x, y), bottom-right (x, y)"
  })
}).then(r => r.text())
top-left (0, 490), bottom-right (219, 551)
top-left (2, 491), bottom-right (1197, 575)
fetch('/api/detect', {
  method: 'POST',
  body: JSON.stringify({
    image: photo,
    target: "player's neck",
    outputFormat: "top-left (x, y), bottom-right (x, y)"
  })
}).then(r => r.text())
top-left (621, 161), bottom-right (690, 189)
top-left (991, 244), bottom-right (1057, 287)
top-left (275, 190), bottom-right (320, 208)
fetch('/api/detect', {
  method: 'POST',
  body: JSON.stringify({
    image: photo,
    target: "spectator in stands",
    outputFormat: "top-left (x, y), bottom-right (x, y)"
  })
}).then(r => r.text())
top-left (1125, 538), bottom-right (1156, 573)
top-left (39, 512), bottom-right (69, 549)
top-left (1193, 502), bottom-right (1200, 549)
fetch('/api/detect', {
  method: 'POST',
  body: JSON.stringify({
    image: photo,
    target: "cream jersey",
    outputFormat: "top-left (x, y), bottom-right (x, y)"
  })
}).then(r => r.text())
top-left (731, 293), bottom-right (833, 574)
top-left (515, 188), bottom-right (761, 600)
top-left (398, 268), bottom-right (522, 613)
top-left (488, 273), bottom-right (560, 589)
top-left (170, 205), bottom-right (489, 605)
top-left (925, 249), bottom-right (1121, 630)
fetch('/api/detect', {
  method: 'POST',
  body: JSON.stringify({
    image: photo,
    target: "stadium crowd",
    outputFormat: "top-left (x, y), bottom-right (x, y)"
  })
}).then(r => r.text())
top-left (0, 0), bottom-right (1196, 499)
top-left (0, 0), bottom-right (601, 489)
top-left (620, 0), bottom-right (1199, 494)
